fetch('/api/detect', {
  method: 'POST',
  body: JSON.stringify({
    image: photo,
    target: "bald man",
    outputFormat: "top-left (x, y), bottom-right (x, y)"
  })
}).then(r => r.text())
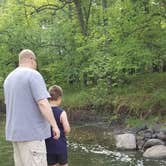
top-left (3, 49), bottom-right (60, 166)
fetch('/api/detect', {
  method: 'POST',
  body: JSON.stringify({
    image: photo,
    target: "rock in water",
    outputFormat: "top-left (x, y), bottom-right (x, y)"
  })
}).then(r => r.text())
top-left (142, 139), bottom-right (165, 151)
top-left (143, 145), bottom-right (166, 159)
top-left (115, 133), bottom-right (136, 150)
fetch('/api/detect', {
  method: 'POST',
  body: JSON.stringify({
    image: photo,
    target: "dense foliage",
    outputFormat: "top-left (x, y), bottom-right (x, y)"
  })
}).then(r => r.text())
top-left (0, 1), bottom-right (166, 118)
top-left (0, 0), bottom-right (165, 88)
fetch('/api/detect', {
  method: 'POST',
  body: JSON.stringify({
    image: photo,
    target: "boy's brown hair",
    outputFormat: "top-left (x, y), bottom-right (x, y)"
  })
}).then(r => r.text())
top-left (49, 85), bottom-right (63, 101)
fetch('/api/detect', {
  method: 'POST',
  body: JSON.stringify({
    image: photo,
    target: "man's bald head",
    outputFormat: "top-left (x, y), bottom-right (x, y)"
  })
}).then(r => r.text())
top-left (19, 49), bottom-right (36, 62)
top-left (19, 49), bottom-right (37, 69)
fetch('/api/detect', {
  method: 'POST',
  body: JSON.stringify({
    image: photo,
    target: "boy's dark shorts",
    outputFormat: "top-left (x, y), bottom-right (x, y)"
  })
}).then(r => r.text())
top-left (47, 153), bottom-right (68, 165)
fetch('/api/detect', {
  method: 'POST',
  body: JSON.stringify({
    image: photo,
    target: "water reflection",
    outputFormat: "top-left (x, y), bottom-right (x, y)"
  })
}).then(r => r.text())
top-left (69, 126), bottom-right (166, 166)
top-left (68, 142), bottom-right (166, 166)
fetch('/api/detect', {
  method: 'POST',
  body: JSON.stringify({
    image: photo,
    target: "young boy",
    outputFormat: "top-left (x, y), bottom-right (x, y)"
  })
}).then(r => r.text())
top-left (45, 85), bottom-right (71, 166)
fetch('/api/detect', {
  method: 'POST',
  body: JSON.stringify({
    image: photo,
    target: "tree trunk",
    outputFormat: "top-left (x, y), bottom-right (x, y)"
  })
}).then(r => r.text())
top-left (73, 0), bottom-right (87, 36)
top-left (102, 0), bottom-right (108, 26)
top-left (102, 0), bottom-right (107, 10)
top-left (68, 3), bottom-right (73, 20)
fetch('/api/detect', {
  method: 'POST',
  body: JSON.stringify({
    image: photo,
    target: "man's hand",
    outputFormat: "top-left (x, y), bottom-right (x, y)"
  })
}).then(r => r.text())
top-left (37, 99), bottom-right (60, 140)
top-left (52, 126), bottom-right (60, 140)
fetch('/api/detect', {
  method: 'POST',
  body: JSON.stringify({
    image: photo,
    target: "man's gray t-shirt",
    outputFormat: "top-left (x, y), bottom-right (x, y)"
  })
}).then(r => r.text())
top-left (3, 67), bottom-right (51, 141)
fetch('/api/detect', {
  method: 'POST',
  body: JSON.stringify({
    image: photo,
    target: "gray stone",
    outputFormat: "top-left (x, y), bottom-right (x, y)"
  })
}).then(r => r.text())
top-left (137, 139), bottom-right (145, 150)
top-left (144, 129), bottom-right (153, 139)
top-left (160, 128), bottom-right (166, 134)
top-left (152, 133), bottom-right (157, 139)
top-left (143, 139), bottom-right (165, 151)
top-left (115, 133), bottom-right (136, 150)
top-left (157, 131), bottom-right (166, 141)
top-left (143, 145), bottom-right (166, 159)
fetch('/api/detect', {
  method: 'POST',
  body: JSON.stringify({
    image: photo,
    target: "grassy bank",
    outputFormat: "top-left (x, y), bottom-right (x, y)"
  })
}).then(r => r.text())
top-left (0, 73), bottom-right (166, 126)
top-left (63, 72), bottom-right (166, 125)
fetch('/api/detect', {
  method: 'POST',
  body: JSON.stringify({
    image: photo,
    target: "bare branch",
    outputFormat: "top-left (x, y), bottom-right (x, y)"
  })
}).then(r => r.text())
top-left (23, 2), bottom-right (70, 15)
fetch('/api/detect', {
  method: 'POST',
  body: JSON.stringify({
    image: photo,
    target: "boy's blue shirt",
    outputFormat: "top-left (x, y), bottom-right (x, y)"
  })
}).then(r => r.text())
top-left (45, 106), bottom-right (67, 154)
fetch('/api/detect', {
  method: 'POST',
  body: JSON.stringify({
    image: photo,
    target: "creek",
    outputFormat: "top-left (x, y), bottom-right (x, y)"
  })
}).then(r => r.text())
top-left (68, 122), bottom-right (166, 166)
top-left (0, 115), bottom-right (166, 166)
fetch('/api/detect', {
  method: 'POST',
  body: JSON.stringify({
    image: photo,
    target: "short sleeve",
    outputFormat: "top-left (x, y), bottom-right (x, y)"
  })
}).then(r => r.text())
top-left (29, 71), bottom-right (50, 102)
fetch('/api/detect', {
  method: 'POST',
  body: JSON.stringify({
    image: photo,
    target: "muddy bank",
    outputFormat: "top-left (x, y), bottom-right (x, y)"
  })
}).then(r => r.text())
top-left (67, 109), bottom-right (106, 123)
top-left (65, 106), bottom-right (127, 128)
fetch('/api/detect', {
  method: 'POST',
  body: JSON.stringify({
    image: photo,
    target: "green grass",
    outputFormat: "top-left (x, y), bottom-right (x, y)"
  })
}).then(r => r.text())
top-left (62, 72), bottom-right (166, 122)
top-left (111, 73), bottom-right (166, 117)
top-left (125, 115), bottom-right (166, 127)
top-left (0, 114), bottom-right (14, 166)
top-left (63, 88), bottom-right (92, 109)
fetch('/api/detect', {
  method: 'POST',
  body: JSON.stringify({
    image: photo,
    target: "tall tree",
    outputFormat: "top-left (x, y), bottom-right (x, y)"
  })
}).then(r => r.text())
top-left (73, 0), bottom-right (92, 36)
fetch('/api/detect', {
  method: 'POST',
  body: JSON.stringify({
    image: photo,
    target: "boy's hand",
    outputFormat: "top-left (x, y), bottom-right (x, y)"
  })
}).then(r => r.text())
top-left (52, 127), bottom-right (60, 140)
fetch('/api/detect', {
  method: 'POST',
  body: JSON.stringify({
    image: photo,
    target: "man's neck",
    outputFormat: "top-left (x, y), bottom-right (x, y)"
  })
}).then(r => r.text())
top-left (19, 64), bottom-right (35, 70)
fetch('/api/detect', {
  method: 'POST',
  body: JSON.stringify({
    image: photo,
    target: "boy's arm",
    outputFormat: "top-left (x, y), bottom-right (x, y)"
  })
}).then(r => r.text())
top-left (60, 111), bottom-right (71, 134)
top-left (37, 99), bottom-right (60, 139)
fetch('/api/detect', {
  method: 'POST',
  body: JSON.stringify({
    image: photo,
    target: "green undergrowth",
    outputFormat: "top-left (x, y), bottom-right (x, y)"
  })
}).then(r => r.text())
top-left (0, 72), bottom-right (165, 125)
top-left (0, 114), bottom-right (14, 166)
top-left (125, 115), bottom-right (166, 127)
top-left (63, 72), bottom-right (166, 123)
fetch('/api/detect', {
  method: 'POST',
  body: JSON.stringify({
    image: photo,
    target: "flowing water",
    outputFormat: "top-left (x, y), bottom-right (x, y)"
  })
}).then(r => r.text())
top-left (68, 142), bottom-right (166, 166)
top-left (0, 116), bottom-right (166, 166)
top-left (68, 123), bottom-right (166, 166)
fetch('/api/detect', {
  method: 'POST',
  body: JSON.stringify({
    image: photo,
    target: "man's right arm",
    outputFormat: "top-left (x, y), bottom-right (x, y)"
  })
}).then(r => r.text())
top-left (29, 72), bottom-right (60, 139)
top-left (37, 99), bottom-right (60, 140)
